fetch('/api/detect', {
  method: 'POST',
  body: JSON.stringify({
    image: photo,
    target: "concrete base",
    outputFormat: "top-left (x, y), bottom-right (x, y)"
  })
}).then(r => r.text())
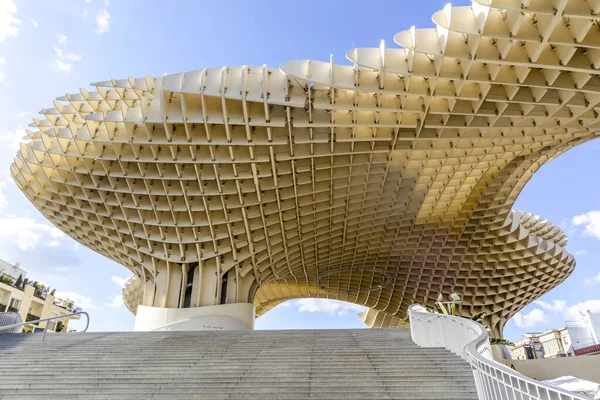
top-left (134, 303), bottom-right (255, 331)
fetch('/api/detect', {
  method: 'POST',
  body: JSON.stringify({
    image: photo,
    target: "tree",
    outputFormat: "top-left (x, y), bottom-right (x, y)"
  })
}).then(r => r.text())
top-left (490, 337), bottom-right (515, 346)
top-left (15, 274), bottom-right (23, 288)
top-left (22, 278), bottom-right (29, 289)
top-left (50, 288), bottom-right (56, 296)
top-left (34, 283), bottom-right (45, 297)
top-left (0, 275), bottom-right (14, 285)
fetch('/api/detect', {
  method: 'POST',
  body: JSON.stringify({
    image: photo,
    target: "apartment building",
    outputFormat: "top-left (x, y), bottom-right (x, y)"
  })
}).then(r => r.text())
top-left (512, 328), bottom-right (573, 359)
top-left (0, 259), bottom-right (80, 333)
top-left (512, 334), bottom-right (544, 360)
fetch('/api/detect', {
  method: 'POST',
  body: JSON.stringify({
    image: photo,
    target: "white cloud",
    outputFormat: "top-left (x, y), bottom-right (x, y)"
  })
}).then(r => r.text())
top-left (111, 275), bottom-right (128, 288)
top-left (54, 47), bottom-right (82, 62)
top-left (107, 275), bottom-right (127, 307)
top-left (104, 0), bottom-right (110, 6)
top-left (0, 57), bottom-right (5, 84)
top-left (512, 308), bottom-right (549, 329)
top-left (30, 18), bottom-right (37, 28)
top-left (574, 250), bottom-right (587, 256)
top-left (0, 181), bottom-right (7, 214)
top-left (85, 0), bottom-right (92, 3)
top-left (0, 217), bottom-right (65, 251)
top-left (53, 38), bottom-right (82, 73)
top-left (0, 127), bottom-right (28, 151)
top-left (48, 240), bottom-right (61, 247)
top-left (291, 298), bottom-right (366, 316)
top-left (533, 300), bottom-right (567, 313)
top-left (512, 300), bottom-right (600, 330)
top-left (55, 291), bottom-right (95, 309)
top-left (0, 0), bottom-right (21, 42)
top-left (106, 295), bottom-right (123, 307)
top-left (95, 9), bottom-right (110, 34)
top-left (54, 60), bottom-right (72, 73)
top-left (16, 111), bottom-right (30, 118)
top-left (572, 211), bottom-right (600, 239)
top-left (82, 9), bottom-right (89, 18)
top-left (567, 300), bottom-right (600, 320)
top-left (65, 52), bottom-right (82, 62)
top-left (584, 271), bottom-right (600, 286)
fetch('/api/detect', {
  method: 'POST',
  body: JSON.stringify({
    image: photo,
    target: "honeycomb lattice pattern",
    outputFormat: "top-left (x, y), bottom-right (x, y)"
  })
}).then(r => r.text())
top-left (359, 308), bottom-right (410, 329)
top-left (14, 0), bottom-right (596, 335)
top-left (122, 276), bottom-right (144, 315)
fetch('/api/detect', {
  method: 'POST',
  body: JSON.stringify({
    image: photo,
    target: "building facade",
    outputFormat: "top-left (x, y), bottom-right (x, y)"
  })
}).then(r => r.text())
top-left (567, 310), bottom-right (600, 355)
top-left (0, 260), bottom-right (80, 333)
top-left (12, 0), bottom-right (597, 334)
top-left (538, 328), bottom-right (573, 358)
top-left (0, 259), bottom-right (27, 281)
top-left (511, 326), bottom-right (593, 359)
top-left (512, 334), bottom-right (544, 360)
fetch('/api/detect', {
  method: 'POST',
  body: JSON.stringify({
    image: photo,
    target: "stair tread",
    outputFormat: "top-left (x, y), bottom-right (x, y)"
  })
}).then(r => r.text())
top-left (0, 328), bottom-right (477, 399)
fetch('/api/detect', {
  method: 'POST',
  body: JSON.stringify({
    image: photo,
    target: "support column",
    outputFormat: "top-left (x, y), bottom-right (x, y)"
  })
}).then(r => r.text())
top-left (39, 293), bottom-right (56, 329)
top-left (133, 303), bottom-right (255, 331)
top-left (17, 285), bottom-right (35, 324)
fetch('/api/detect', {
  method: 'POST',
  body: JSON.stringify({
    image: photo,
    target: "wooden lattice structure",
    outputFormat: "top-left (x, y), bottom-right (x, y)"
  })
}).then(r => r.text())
top-left (13, 0), bottom-right (598, 335)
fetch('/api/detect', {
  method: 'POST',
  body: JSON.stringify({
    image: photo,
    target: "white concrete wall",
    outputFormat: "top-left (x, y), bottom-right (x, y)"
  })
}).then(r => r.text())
top-left (134, 303), bottom-right (255, 331)
top-left (502, 355), bottom-right (600, 383)
top-left (588, 313), bottom-right (600, 343)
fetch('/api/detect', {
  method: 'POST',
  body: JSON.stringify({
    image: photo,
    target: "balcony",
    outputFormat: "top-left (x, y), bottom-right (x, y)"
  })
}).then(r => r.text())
top-left (8, 306), bottom-right (19, 313)
top-left (53, 298), bottom-right (81, 313)
top-left (26, 313), bottom-right (41, 325)
top-left (0, 272), bottom-right (82, 314)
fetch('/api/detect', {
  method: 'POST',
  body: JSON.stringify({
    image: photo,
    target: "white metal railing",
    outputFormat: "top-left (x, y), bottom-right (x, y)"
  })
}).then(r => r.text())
top-left (0, 311), bottom-right (89, 343)
top-left (408, 304), bottom-right (591, 400)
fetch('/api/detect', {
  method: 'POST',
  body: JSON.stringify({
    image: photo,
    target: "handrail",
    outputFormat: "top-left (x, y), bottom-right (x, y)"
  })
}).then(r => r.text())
top-left (408, 304), bottom-right (590, 400)
top-left (0, 311), bottom-right (89, 343)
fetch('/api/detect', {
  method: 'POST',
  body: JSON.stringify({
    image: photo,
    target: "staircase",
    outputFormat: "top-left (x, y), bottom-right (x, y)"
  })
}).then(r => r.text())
top-left (0, 329), bottom-right (478, 399)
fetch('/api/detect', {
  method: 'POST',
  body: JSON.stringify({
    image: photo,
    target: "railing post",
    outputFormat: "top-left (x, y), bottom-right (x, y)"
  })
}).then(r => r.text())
top-left (42, 325), bottom-right (48, 344)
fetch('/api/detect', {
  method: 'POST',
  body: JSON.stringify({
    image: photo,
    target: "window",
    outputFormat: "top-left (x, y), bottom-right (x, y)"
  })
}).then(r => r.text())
top-left (47, 313), bottom-right (58, 331)
top-left (9, 298), bottom-right (21, 311)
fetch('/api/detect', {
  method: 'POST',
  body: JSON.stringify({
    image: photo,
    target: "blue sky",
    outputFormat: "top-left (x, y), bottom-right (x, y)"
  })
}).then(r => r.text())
top-left (0, 0), bottom-right (598, 339)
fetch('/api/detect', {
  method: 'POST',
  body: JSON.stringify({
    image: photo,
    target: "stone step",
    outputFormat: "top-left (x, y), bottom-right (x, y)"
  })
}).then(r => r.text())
top-left (2, 385), bottom-right (476, 398)
top-left (0, 353), bottom-right (467, 358)
top-left (0, 368), bottom-right (475, 376)
top-left (0, 328), bottom-right (478, 399)
top-left (0, 357), bottom-right (469, 364)
top-left (0, 393), bottom-right (478, 400)
top-left (0, 378), bottom-right (475, 386)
